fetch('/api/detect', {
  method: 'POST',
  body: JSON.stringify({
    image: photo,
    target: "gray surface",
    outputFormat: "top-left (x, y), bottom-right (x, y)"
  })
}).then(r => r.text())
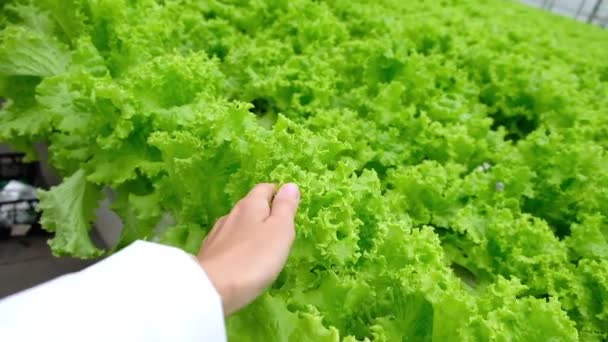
top-left (0, 235), bottom-right (97, 298)
top-left (0, 144), bottom-right (11, 154)
top-left (95, 198), bottom-right (124, 248)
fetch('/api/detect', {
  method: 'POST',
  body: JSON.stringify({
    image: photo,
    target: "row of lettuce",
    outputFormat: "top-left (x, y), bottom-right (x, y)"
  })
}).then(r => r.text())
top-left (1, 0), bottom-right (607, 340)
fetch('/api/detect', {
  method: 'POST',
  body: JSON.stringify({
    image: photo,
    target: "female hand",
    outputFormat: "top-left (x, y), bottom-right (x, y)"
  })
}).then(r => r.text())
top-left (197, 183), bottom-right (300, 315)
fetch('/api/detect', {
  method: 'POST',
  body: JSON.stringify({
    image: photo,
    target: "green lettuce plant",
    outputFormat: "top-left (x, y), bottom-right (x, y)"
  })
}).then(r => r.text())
top-left (1, 0), bottom-right (607, 340)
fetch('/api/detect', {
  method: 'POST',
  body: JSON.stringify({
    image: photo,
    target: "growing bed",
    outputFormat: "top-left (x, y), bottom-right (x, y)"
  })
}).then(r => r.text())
top-left (1, 0), bottom-right (607, 340)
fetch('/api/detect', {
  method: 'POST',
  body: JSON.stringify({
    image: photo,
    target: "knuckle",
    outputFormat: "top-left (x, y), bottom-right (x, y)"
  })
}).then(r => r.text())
top-left (250, 184), bottom-right (264, 193)
top-left (237, 199), bottom-right (250, 209)
top-left (233, 199), bottom-right (249, 213)
top-left (235, 198), bottom-right (265, 215)
top-left (256, 182), bottom-right (274, 189)
top-left (251, 183), bottom-right (274, 195)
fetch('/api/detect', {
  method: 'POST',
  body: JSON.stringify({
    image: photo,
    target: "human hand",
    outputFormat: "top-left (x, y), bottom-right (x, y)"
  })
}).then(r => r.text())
top-left (197, 183), bottom-right (300, 315)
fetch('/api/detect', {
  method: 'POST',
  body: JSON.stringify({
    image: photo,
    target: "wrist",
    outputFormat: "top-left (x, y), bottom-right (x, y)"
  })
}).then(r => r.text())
top-left (199, 258), bottom-right (234, 315)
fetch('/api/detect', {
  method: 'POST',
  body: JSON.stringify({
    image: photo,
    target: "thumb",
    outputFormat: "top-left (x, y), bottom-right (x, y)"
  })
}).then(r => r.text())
top-left (269, 183), bottom-right (300, 223)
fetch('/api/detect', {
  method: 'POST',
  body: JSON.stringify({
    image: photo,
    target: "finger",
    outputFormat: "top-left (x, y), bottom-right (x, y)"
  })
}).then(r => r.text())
top-left (234, 183), bottom-right (277, 221)
top-left (268, 183), bottom-right (300, 224)
top-left (245, 183), bottom-right (276, 202)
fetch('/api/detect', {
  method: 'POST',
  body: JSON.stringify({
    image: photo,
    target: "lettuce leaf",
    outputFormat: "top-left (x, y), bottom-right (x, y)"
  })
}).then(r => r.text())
top-left (37, 169), bottom-right (103, 258)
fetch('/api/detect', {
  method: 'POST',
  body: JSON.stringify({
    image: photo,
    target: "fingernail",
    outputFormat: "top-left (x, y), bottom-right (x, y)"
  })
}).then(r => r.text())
top-left (277, 183), bottom-right (300, 200)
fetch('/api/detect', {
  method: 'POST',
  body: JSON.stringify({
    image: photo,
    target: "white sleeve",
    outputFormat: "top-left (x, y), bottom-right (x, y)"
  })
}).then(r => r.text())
top-left (0, 240), bottom-right (226, 342)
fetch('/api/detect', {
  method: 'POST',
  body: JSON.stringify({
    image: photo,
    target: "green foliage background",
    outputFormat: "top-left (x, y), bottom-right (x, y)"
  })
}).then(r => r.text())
top-left (1, 0), bottom-right (607, 340)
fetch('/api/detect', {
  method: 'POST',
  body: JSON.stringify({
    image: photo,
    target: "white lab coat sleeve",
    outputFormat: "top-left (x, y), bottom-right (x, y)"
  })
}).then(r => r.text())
top-left (0, 240), bottom-right (226, 342)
